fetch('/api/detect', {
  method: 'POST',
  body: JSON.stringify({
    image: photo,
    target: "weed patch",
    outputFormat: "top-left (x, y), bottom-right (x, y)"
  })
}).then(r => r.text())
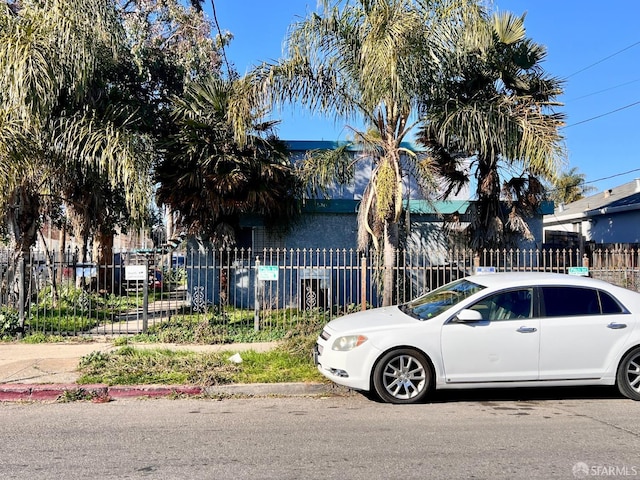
top-left (78, 347), bottom-right (240, 386)
top-left (57, 387), bottom-right (111, 403)
top-left (76, 320), bottom-right (326, 386)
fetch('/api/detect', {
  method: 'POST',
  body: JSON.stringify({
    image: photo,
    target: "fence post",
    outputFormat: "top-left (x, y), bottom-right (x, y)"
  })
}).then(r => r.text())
top-left (142, 256), bottom-right (149, 333)
top-left (582, 254), bottom-right (589, 269)
top-left (254, 257), bottom-right (260, 331)
top-left (18, 256), bottom-right (25, 337)
top-left (361, 254), bottom-right (367, 311)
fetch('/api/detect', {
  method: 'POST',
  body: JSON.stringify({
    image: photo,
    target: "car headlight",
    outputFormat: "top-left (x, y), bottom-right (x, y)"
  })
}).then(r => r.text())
top-left (332, 335), bottom-right (368, 351)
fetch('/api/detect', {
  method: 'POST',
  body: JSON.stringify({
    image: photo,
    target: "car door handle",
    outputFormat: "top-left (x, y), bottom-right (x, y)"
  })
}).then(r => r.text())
top-left (607, 322), bottom-right (627, 330)
top-left (517, 326), bottom-right (537, 333)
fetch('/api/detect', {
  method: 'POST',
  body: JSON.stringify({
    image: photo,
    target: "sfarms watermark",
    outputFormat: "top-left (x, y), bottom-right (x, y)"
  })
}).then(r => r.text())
top-left (573, 462), bottom-right (639, 478)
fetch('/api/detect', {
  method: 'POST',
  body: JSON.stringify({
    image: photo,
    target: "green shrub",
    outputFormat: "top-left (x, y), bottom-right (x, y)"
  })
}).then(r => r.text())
top-left (0, 307), bottom-right (20, 339)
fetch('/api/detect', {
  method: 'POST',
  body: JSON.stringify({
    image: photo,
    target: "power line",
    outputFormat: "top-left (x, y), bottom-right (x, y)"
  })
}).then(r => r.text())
top-left (554, 168), bottom-right (640, 194)
top-left (582, 167), bottom-right (640, 187)
top-left (563, 100), bottom-right (640, 128)
top-left (209, 0), bottom-right (233, 78)
top-left (565, 40), bottom-right (640, 79)
top-left (568, 77), bottom-right (640, 102)
top-left (560, 42), bottom-right (640, 127)
top-left (544, 168), bottom-right (640, 197)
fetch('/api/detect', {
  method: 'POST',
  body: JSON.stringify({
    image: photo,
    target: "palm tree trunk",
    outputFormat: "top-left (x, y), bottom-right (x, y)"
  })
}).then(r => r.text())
top-left (57, 221), bottom-right (68, 285)
top-left (473, 154), bottom-right (503, 250)
top-left (382, 221), bottom-right (399, 306)
top-left (38, 227), bottom-right (59, 304)
top-left (95, 230), bottom-right (114, 293)
top-left (6, 186), bottom-right (40, 330)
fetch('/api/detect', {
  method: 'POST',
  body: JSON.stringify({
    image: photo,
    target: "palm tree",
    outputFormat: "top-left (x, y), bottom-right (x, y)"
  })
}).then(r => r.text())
top-left (0, 0), bottom-right (152, 320)
top-left (80, 0), bottom-right (222, 278)
top-left (253, 0), bottom-right (483, 305)
top-left (419, 12), bottom-right (565, 250)
top-left (155, 77), bottom-right (303, 247)
top-left (549, 167), bottom-right (596, 206)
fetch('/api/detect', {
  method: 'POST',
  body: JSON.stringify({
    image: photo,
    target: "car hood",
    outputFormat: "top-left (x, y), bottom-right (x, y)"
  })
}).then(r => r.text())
top-left (324, 305), bottom-right (417, 335)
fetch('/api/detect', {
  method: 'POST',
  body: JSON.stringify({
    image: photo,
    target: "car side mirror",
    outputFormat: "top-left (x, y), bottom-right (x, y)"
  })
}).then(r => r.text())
top-left (454, 309), bottom-right (484, 323)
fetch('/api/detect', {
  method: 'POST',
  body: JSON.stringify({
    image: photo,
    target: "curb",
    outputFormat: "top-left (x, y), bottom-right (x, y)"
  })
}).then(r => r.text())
top-left (204, 382), bottom-right (353, 397)
top-left (0, 382), bottom-right (352, 402)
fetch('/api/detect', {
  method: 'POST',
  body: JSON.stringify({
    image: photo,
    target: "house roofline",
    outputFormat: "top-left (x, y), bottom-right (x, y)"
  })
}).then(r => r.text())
top-left (585, 203), bottom-right (640, 217)
top-left (543, 212), bottom-right (586, 225)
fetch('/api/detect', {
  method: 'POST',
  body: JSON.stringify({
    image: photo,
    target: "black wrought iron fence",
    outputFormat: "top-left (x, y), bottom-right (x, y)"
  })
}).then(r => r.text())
top-left (1, 246), bottom-right (638, 337)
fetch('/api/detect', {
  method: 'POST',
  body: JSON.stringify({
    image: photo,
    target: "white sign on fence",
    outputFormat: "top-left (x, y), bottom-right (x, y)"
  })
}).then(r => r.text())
top-left (75, 265), bottom-right (97, 278)
top-left (475, 266), bottom-right (496, 274)
top-left (125, 265), bottom-right (147, 281)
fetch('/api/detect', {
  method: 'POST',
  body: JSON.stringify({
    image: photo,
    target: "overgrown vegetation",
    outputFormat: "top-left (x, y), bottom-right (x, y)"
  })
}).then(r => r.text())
top-left (21, 333), bottom-right (68, 344)
top-left (57, 387), bottom-right (111, 403)
top-left (4, 293), bottom-right (330, 386)
top-left (76, 316), bottom-right (326, 386)
top-left (78, 347), bottom-right (241, 385)
top-left (140, 307), bottom-right (325, 344)
top-left (0, 307), bottom-right (20, 339)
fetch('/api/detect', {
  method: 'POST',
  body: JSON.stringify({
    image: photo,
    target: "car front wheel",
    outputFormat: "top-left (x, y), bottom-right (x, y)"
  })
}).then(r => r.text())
top-left (616, 347), bottom-right (640, 400)
top-left (372, 349), bottom-right (431, 404)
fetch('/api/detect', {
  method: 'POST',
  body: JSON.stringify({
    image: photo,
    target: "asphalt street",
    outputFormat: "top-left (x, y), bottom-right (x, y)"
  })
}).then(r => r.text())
top-left (1, 393), bottom-right (639, 479)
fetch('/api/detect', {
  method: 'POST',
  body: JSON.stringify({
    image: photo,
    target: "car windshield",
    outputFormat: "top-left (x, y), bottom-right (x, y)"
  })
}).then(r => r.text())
top-left (400, 278), bottom-right (485, 321)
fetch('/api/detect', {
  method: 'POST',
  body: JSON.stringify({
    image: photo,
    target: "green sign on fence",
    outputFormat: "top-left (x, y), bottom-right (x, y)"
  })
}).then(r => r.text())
top-left (568, 266), bottom-right (589, 276)
top-left (258, 265), bottom-right (279, 281)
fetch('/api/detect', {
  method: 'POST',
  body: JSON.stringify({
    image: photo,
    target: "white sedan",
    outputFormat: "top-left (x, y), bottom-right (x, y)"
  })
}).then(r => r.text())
top-left (314, 272), bottom-right (640, 404)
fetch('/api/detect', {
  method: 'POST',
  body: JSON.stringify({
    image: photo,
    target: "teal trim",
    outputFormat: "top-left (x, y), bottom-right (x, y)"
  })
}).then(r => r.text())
top-left (538, 200), bottom-right (554, 215)
top-left (406, 199), bottom-right (553, 215)
top-left (239, 214), bottom-right (264, 227)
top-left (285, 140), bottom-right (423, 152)
top-left (404, 200), bottom-right (471, 215)
top-left (302, 199), bottom-right (474, 215)
top-left (299, 198), bottom-right (550, 216)
top-left (286, 140), bottom-right (350, 151)
top-left (301, 199), bottom-right (359, 213)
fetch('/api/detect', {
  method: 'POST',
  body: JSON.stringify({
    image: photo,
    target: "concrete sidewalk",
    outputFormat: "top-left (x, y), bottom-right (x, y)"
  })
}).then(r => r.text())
top-left (0, 341), bottom-right (342, 402)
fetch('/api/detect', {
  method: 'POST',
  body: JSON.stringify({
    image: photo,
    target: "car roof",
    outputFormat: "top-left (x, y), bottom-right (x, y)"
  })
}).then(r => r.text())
top-left (466, 271), bottom-right (615, 290)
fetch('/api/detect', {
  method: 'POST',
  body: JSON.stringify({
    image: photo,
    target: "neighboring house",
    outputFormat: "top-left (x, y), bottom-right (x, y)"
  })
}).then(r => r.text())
top-left (543, 178), bottom-right (640, 250)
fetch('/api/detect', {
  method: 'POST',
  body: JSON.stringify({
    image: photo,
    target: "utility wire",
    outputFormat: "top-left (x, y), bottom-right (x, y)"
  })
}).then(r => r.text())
top-left (565, 40), bottom-right (640, 79)
top-left (559, 43), bottom-right (640, 184)
top-left (547, 168), bottom-right (640, 197)
top-left (568, 77), bottom-right (640, 102)
top-left (582, 167), bottom-right (640, 186)
top-left (209, 0), bottom-right (233, 79)
top-left (561, 40), bottom-right (640, 127)
top-left (563, 100), bottom-right (640, 128)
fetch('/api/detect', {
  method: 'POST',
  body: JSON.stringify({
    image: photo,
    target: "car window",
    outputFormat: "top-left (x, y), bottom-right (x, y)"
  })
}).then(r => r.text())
top-left (402, 279), bottom-right (485, 320)
top-left (541, 287), bottom-right (612, 316)
top-left (467, 289), bottom-right (533, 321)
top-left (599, 290), bottom-right (625, 314)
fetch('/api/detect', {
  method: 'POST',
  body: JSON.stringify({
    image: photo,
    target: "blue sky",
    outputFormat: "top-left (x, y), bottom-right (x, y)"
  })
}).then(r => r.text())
top-left (211, 1), bottom-right (640, 193)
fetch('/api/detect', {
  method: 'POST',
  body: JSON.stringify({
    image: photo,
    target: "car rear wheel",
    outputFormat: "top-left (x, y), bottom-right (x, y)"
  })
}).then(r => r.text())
top-left (616, 347), bottom-right (640, 400)
top-left (372, 349), bottom-right (431, 404)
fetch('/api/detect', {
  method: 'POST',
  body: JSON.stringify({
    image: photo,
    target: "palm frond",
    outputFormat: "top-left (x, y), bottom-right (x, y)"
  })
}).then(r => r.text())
top-left (492, 11), bottom-right (526, 45)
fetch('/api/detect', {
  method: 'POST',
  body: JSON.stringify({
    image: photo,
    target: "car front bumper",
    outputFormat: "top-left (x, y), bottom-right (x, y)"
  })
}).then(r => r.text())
top-left (314, 338), bottom-right (381, 391)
